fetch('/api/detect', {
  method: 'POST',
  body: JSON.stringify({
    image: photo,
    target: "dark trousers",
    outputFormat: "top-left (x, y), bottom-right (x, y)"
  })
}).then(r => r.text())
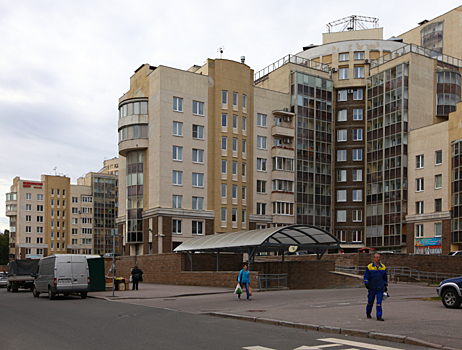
top-left (132, 280), bottom-right (139, 290)
top-left (366, 289), bottom-right (384, 318)
top-left (238, 282), bottom-right (250, 299)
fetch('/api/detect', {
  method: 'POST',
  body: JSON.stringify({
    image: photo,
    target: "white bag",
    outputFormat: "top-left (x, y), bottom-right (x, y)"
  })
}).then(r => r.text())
top-left (234, 283), bottom-right (242, 294)
top-left (129, 275), bottom-right (133, 282)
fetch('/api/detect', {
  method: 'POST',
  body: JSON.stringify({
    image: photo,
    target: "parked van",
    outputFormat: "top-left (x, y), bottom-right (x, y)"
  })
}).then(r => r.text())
top-left (32, 254), bottom-right (90, 299)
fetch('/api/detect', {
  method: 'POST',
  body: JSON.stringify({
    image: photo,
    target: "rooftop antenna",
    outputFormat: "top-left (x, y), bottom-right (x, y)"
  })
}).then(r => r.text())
top-left (217, 46), bottom-right (224, 58)
top-left (53, 167), bottom-right (57, 175)
top-left (326, 15), bottom-right (379, 33)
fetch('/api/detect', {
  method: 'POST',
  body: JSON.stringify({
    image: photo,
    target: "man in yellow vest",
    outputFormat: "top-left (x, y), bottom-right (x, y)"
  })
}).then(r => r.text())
top-left (364, 253), bottom-right (388, 321)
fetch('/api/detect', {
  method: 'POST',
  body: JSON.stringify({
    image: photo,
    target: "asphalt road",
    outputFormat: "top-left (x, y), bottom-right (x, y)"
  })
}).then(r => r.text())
top-left (1, 288), bottom-right (427, 350)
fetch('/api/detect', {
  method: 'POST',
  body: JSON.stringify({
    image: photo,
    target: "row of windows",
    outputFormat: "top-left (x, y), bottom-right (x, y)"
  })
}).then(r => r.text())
top-left (222, 114), bottom-right (247, 131)
top-left (50, 231), bottom-right (66, 238)
top-left (338, 109), bottom-right (363, 121)
top-left (254, 202), bottom-right (295, 216)
top-left (337, 149), bottom-right (363, 162)
top-left (220, 137), bottom-right (248, 153)
top-left (172, 219), bottom-right (205, 235)
top-left (255, 179), bottom-right (295, 194)
top-left (24, 194), bottom-right (44, 201)
top-left (25, 237), bottom-right (44, 244)
top-left (336, 209), bottom-right (363, 222)
top-left (221, 160), bottom-right (247, 176)
top-left (221, 184), bottom-right (247, 200)
top-left (50, 189), bottom-right (66, 196)
top-left (415, 199), bottom-right (442, 214)
top-left (119, 101), bottom-right (148, 118)
top-left (415, 175), bottom-right (442, 191)
top-left (415, 223), bottom-right (442, 238)
top-left (338, 66), bottom-right (365, 80)
top-left (337, 189), bottom-right (363, 202)
top-left (71, 207), bottom-right (92, 214)
top-left (71, 218), bottom-right (93, 225)
top-left (172, 195), bottom-right (204, 210)
top-left (338, 89), bottom-right (363, 101)
top-left (337, 129), bottom-right (363, 142)
top-left (336, 230), bottom-right (363, 243)
top-left (339, 52), bottom-right (365, 62)
top-left (172, 172), bottom-right (204, 187)
top-left (173, 122), bottom-right (206, 140)
top-left (415, 151), bottom-right (443, 169)
top-left (25, 227), bottom-right (43, 234)
top-left (50, 221), bottom-right (66, 228)
top-left (337, 169), bottom-right (362, 182)
top-left (26, 216), bottom-right (44, 223)
top-left (221, 91), bottom-right (247, 110)
top-left (25, 248), bottom-right (44, 255)
top-left (220, 208), bottom-right (248, 222)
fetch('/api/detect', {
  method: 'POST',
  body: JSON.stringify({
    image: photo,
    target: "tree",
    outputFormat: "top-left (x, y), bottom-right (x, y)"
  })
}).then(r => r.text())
top-left (0, 230), bottom-right (9, 265)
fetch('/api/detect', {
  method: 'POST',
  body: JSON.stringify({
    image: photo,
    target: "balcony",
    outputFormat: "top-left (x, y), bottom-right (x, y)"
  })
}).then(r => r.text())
top-left (272, 125), bottom-right (295, 139)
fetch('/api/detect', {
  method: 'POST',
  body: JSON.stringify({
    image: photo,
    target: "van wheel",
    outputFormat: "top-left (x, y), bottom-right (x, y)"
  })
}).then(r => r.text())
top-left (6, 283), bottom-right (11, 292)
top-left (12, 283), bottom-right (18, 293)
top-left (81, 292), bottom-right (87, 299)
top-left (48, 287), bottom-right (56, 300)
top-left (32, 286), bottom-right (40, 298)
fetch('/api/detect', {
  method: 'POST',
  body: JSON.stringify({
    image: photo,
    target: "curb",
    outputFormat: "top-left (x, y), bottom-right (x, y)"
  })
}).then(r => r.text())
top-left (202, 312), bottom-right (461, 350)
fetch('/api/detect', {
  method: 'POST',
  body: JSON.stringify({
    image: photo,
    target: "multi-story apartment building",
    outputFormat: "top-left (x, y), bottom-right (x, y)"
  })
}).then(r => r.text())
top-left (116, 7), bottom-right (462, 256)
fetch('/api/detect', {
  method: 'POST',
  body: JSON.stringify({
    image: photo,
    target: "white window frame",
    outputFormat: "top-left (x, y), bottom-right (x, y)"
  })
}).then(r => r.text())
top-left (337, 210), bottom-right (346, 222)
top-left (193, 101), bottom-right (204, 116)
top-left (192, 173), bottom-right (204, 188)
top-left (337, 130), bottom-right (347, 142)
top-left (352, 169), bottom-right (362, 182)
top-left (221, 208), bottom-right (227, 222)
top-left (222, 113), bottom-right (227, 127)
top-left (257, 180), bottom-right (267, 194)
top-left (416, 155), bottom-right (424, 169)
top-left (337, 190), bottom-right (346, 202)
top-left (339, 67), bottom-right (349, 80)
top-left (352, 230), bottom-right (362, 242)
top-left (339, 53), bottom-right (349, 61)
top-left (257, 158), bottom-right (267, 172)
top-left (232, 137), bottom-right (238, 152)
top-left (257, 136), bottom-right (267, 149)
top-left (173, 146), bottom-right (183, 161)
top-left (353, 89), bottom-right (363, 100)
top-left (338, 90), bottom-right (347, 101)
top-left (435, 174), bottom-right (442, 189)
top-left (172, 219), bottom-right (182, 234)
top-left (221, 136), bottom-right (227, 150)
top-left (221, 160), bottom-right (227, 174)
top-left (233, 92), bottom-right (238, 107)
top-left (353, 109), bottom-right (363, 120)
top-left (192, 149), bottom-right (204, 164)
top-left (352, 210), bottom-right (362, 222)
top-left (257, 113), bottom-right (267, 127)
top-left (337, 169), bottom-right (347, 182)
top-left (232, 161), bottom-right (238, 175)
top-left (338, 109), bottom-right (347, 121)
top-left (172, 171), bottom-right (183, 186)
top-left (192, 221), bottom-right (204, 235)
top-left (353, 129), bottom-right (363, 141)
top-left (173, 121), bottom-right (183, 136)
top-left (337, 230), bottom-right (346, 243)
top-left (435, 222), bottom-right (442, 237)
top-left (221, 184), bottom-right (227, 198)
top-left (173, 97), bottom-right (183, 112)
top-left (256, 203), bottom-right (266, 215)
top-left (172, 195), bottom-right (182, 209)
top-left (353, 149), bottom-right (362, 161)
top-left (415, 224), bottom-right (424, 238)
top-left (416, 178), bottom-right (424, 192)
top-left (353, 189), bottom-right (363, 202)
top-left (354, 52), bottom-right (364, 60)
top-left (337, 150), bottom-right (347, 162)
top-left (416, 201), bottom-right (424, 214)
top-left (222, 90), bottom-right (228, 105)
top-left (435, 150), bottom-right (442, 165)
top-left (192, 124), bottom-right (204, 140)
top-left (354, 66), bottom-right (364, 79)
top-left (192, 197), bottom-right (203, 210)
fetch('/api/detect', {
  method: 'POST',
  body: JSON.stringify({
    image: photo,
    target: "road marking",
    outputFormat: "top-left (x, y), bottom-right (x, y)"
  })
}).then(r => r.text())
top-left (337, 303), bottom-right (350, 305)
top-left (310, 305), bottom-right (326, 308)
top-left (294, 343), bottom-right (342, 349)
top-left (319, 338), bottom-right (403, 350)
top-left (243, 346), bottom-right (276, 350)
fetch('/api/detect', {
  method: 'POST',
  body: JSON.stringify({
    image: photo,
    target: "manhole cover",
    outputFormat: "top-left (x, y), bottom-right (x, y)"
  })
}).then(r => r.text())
top-left (248, 310), bottom-right (266, 313)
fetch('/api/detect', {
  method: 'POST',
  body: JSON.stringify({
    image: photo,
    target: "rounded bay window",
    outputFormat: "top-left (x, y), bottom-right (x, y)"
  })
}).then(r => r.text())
top-left (436, 70), bottom-right (461, 117)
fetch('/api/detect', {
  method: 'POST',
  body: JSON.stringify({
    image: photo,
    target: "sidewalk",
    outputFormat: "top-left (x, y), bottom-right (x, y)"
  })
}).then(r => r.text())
top-left (90, 283), bottom-right (461, 350)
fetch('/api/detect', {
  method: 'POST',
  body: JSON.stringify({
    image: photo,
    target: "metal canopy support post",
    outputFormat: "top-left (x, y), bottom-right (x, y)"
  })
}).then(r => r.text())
top-left (216, 250), bottom-right (220, 271)
top-left (186, 251), bottom-right (194, 271)
top-left (247, 247), bottom-right (258, 271)
top-left (282, 251), bottom-right (285, 262)
top-left (315, 249), bottom-right (326, 260)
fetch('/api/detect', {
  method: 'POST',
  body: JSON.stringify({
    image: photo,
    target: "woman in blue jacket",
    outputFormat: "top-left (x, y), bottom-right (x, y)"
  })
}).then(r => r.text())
top-left (238, 262), bottom-right (251, 300)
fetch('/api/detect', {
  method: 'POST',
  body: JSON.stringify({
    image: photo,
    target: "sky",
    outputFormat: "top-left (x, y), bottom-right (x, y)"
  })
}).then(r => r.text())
top-left (1, 0), bottom-right (461, 233)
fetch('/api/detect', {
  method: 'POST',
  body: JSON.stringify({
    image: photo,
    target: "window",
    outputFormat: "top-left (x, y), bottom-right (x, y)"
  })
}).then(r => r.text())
top-left (242, 210), bottom-right (246, 223)
top-left (337, 190), bottom-right (346, 202)
top-left (173, 97), bottom-right (183, 112)
top-left (242, 117), bottom-right (247, 131)
top-left (257, 136), bottom-right (267, 149)
top-left (36, 237), bottom-right (43, 244)
top-left (221, 208), bottom-right (227, 222)
top-left (72, 218), bottom-right (78, 225)
top-left (339, 53), bottom-right (349, 61)
top-left (192, 197), bottom-right (203, 210)
top-left (72, 197), bottom-right (78, 203)
top-left (257, 113), bottom-right (267, 127)
top-left (435, 223), bottom-right (442, 237)
top-left (353, 89), bottom-right (363, 100)
top-left (416, 178), bottom-right (424, 192)
top-left (173, 121), bottom-right (183, 136)
top-left (242, 186), bottom-right (246, 200)
top-left (354, 52), bottom-right (364, 60)
top-left (272, 202), bottom-right (294, 215)
top-left (416, 155), bottom-right (424, 169)
top-left (352, 230), bottom-right (362, 242)
top-left (257, 203), bottom-right (266, 215)
top-left (339, 67), bottom-right (349, 80)
top-left (72, 208), bottom-right (77, 214)
top-left (353, 149), bottom-right (362, 161)
top-left (232, 161), bottom-right (238, 175)
top-left (435, 175), bottom-right (442, 189)
top-left (274, 139), bottom-right (282, 148)
top-left (336, 231), bottom-right (346, 242)
top-left (192, 124), bottom-right (204, 139)
top-left (37, 194), bottom-right (43, 201)
top-left (233, 114), bottom-right (238, 129)
top-left (221, 160), bottom-right (227, 174)
top-left (272, 179), bottom-right (294, 193)
top-left (338, 90), bottom-right (347, 101)
top-left (192, 173), bottom-right (204, 187)
top-left (37, 205), bottom-right (43, 212)
top-left (416, 201), bottom-right (424, 214)
top-left (26, 237), bottom-right (31, 243)
top-left (337, 170), bottom-right (347, 182)
top-left (257, 158), bottom-right (267, 171)
top-left (221, 113), bottom-right (227, 127)
top-left (25, 226), bottom-right (31, 233)
top-left (172, 195), bottom-right (182, 208)
top-left (26, 204), bottom-right (31, 211)
top-left (71, 229), bottom-right (77, 235)
top-left (354, 66), bottom-right (364, 78)
top-left (192, 221), bottom-right (203, 235)
top-left (232, 138), bottom-right (238, 152)
top-left (221, 137), bottom-right (227, 150)
top-left (173, 146), bottom-right (183, 161)
top-left (435, 198), bottom-right (442, 212)
top-left (57, 189), bottom-right (60, 195)
top-left (172, 171), bottom-right (183, 185)
top-left (337, 130), bottom-right (347, 142)
top-left (172, 220), bottom-right (182, 234)
top-left (353, 109), bottom-right (363, 120)
top-left (221, 184), bottom-right (227, 198)
top-left (435, 150), bottom-right (442, 165)
top-left (50, 242), bottom-right (54, 249)
top-left (353, 129), bottom-right (363, 141)
top-left (26, 193), bottom-right (31, 200)
top-left (222, 90), bottom-right (228, 105)
top-left (193, 101), bottom-right (204, 116)
top-left (338, 110), bottom-right (347, 121)
top-left (242, 95), bottom-right (247, 109)
top-left (337, 150), bottom-right (347, 162)
top-left (232, 209), bottom-right (237, 222)
top-left (352, 169), bottom-right (362, 182)
top-left (353, 190), bottom-right (362, 202)
top-left (62, 189), bottom-right (65, 196)
top-left (337, 210), bottom-right (346, 222)
top-left (26, 215), bottom-right (31, 222)
top-left (242, 139), bottom-right (246, 153)
top-left (192, 149), bottom-right (204, 163)
top-left (257, 180), bottom-right (267, 194)
top-left (37, 216), bottom-right (43, 223)
top-left (415, 224), bottom-right (424, 238)
top-left (353, 210), bottom-right (362, 222)
top-left (51, 220), bottom-right (54, 228)
top-left (232, 185), bottom-right (237, 199)
top-left (232, 92), bottom-right (238, 107)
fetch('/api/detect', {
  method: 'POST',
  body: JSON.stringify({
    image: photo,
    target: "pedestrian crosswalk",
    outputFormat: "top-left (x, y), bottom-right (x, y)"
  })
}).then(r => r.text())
top-left (243, 337), bottom-right (407, 350)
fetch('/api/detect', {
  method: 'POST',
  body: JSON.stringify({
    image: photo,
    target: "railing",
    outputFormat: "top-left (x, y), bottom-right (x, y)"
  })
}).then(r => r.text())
top-left (256, 273), bottom-right (288, 291)
top-left (254, 55), bottom-right (330, 82)
top-left (335, 264), bottom-right (461, 281)
top-left (370, 43), bottom-right (462, 69)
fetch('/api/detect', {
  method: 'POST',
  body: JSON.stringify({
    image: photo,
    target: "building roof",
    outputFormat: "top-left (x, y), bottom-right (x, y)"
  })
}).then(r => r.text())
top-left (173, 225), bottom-right (340, 255)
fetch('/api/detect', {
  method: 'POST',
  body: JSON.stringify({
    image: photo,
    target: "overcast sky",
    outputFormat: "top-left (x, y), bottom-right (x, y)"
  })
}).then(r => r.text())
top-left (1, 0), bottom-right (461, 232)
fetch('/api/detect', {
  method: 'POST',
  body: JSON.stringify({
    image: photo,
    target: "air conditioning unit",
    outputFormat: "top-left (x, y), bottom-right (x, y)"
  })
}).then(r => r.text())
top-left (347, 89), bottom-right (354, 94)
top-left (283, 115), bottom-right (291, 122)
top-left (78, 211), bottom-right (81, 214)
top-left (283, 107), bottom-right (289, 112)
top-left (331, 67), bottom-right (337, 73)
top-left (364, 59), bottom-right (369, 64)
top-left (283, 137), bottom-right (291, 144)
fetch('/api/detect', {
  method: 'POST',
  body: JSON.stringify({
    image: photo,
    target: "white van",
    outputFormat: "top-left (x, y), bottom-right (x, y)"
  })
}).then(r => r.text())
top-left (32, 254), bottom-right (90, 299)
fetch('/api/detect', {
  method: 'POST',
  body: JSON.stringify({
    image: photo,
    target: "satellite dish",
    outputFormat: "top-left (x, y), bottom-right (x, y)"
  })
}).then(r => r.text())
top-left (288, 245), bottom-right (298, 253)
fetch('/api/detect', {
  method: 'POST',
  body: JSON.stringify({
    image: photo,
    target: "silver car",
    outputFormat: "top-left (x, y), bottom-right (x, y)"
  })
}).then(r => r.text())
top-left (0, 272), bottom-right (7, 288)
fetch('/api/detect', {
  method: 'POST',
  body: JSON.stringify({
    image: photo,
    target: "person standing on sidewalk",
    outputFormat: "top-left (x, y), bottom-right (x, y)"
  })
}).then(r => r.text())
top-left (364, 253), bottom-right (388, 321)
top-left (237, 262), bottom-right (251, 300)
top-left (131, 265), bottom-right (143, 291)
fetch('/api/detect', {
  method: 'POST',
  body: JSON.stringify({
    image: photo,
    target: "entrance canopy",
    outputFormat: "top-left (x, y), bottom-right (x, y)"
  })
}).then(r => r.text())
top-left (174, 225), bottom-right (340, 261)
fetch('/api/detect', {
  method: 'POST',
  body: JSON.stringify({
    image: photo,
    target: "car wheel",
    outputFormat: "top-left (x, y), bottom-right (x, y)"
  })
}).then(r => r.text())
top-left (32, 286), bottom-right (40, 298)
top-left (81, 292), bottom-right (87, 299)
top-left (442, 288), bottom-right (461, 308)
top-left (48, 286), bottom-right (56, 300)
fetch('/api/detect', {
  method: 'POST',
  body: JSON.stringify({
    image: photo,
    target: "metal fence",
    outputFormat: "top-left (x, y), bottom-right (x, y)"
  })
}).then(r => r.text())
top-left (256, 273), bottom-right (288, 291)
